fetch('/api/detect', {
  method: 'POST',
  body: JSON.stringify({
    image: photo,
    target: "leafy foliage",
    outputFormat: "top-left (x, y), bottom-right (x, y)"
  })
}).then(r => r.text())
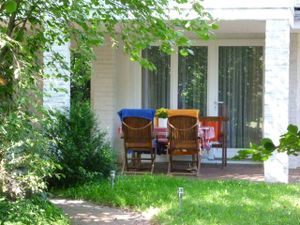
top-left (70, 51), bottom-right (91, 102)
top-left (0, 0), bottom-right (217, 103)
top-left (234, 124), bottom-right (300, 161)
top-left (48, 101), bottom-right (115, 187)
top-left (156, 107), bottom-right (168, 118)
top-left (0, 110), bottom-right (60, 200)
top-left (0, 195), bottom-right (69, 224)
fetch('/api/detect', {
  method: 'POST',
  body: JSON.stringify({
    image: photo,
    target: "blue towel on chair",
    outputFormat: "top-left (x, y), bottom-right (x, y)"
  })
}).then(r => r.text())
top-left (118, 108), bottom-right (156, 121)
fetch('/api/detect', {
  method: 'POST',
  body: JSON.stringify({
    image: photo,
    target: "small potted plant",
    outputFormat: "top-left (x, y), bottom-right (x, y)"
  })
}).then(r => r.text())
top-left (156, 107), bottom-right (168, 127)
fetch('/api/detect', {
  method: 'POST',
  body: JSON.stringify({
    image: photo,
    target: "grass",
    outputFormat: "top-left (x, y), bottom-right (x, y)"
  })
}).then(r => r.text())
top-left (0, 195), bottom-right (69, 225)
top-left (55, 175), bottom-right (300, 225)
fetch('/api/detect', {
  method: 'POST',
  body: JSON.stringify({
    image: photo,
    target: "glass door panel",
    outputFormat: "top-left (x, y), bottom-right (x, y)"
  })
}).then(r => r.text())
top-left (142, 46), bottom-right (170, 109)
top-left (178, 46), bottom-right (208, 116)
top-left (219, 46), bottom-right (263, 148)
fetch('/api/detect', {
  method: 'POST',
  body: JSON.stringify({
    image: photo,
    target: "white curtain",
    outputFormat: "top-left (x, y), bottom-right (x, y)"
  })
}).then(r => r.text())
top-left (142, 46), bottom-right (170, 109)
top-left (219, 46), bottom-right (263, 148)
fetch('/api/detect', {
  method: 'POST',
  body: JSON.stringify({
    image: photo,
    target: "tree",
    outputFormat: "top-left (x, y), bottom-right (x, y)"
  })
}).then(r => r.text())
top-left (0, 0), bottom-right (217, 198)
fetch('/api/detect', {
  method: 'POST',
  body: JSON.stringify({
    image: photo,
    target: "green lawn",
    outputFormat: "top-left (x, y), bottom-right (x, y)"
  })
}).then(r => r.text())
top-left (55, 175), bottom-right (300, 225)
top-left (0, 196), bottom-right (69, 225)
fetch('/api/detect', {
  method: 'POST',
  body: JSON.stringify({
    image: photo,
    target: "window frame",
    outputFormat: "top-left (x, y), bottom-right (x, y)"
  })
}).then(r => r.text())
top-left (139, 39), bottom-right (265, 150)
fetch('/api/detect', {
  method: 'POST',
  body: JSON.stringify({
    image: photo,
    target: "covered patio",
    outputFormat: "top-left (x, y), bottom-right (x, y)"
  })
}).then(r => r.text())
top-left (41, 1), bottom-right (300, 183)
top-left (129, 163), bottom-right (300, 183)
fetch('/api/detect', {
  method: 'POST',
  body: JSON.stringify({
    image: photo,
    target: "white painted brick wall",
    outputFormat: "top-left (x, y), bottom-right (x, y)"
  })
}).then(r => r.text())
top-left (264, 20), bottom-right (290, 182)
top-left (91, 41), bottom-right (117, 144)
top-left (43, 42), bottom-right (70, 111)
top-left (264, 20), bottom-right (290, 142)
top-left (289, 34), bottom-right (298, 125)
top-left (289, 34), bottom-right (300, 168)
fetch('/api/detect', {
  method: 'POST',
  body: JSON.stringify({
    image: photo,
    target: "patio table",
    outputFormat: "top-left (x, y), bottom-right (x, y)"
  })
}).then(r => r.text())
top-left (154, 125), bottom-right (215, 154)
top-left (118, 125), bottom-right (215, 154)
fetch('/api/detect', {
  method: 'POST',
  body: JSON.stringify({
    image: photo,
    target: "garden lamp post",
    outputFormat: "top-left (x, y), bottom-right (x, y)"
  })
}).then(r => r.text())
top-left (178, 187), bottom-right (184, 210)
top-left (110, 170), bottom-right (116, 189)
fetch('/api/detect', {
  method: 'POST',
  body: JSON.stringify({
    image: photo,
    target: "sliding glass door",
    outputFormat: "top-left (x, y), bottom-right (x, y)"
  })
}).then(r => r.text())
top-left (178, 46), bottom-right (208, 116)
top-left (141, 44), bottom-right (264, 149)
top-left (219, 46), bottom-right (263, 148)
top-left (142, 46), bottom-right (170, 109)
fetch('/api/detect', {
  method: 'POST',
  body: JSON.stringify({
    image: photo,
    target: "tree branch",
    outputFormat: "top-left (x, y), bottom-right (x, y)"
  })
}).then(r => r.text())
top-left (0, 0), bottom-right (22, 63)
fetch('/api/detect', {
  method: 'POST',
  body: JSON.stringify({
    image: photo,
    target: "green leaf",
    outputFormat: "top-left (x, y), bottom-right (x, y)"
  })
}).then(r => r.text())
top-left (176, 36), bottom-right (189, 46)
top-left (179, 48), bottom-right (189, 57)
top-left (211, 23), bottom-right (219, 30)
top-left (176, 0), bottom-right (188, 3)
top-left (252, 153), bottom-right (263, 161)
top-left (287, 124), bottom-right (298, 134)
top-left (5, 0), bottom-right (17, 13)
top-left (192, 2), bottom-right (204, 13)
top-left (261, 138), bottom-right (276, 151)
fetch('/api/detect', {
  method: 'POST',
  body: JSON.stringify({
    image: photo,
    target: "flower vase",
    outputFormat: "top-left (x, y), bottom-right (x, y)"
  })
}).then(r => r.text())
top-left (158, 118), bottom-right (168, 128)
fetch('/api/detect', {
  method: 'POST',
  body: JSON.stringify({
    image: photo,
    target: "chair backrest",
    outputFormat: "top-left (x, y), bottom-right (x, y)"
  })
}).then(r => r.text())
top-left (199, 116), bottom-right (228, 142)
top-left (168, 109), bottom-right (200, 118)
top-left (168, 115), bottom-right (199, 150)
top-left (122, 117), bottom-right (153, 148)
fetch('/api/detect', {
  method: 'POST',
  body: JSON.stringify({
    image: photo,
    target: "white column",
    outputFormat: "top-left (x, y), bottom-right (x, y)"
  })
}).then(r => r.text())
top-left (170, 48), bottom-right (178, 109)
top-left (207, 43), bottom-right (218, 116)
top-left (43, 42), bottom-right (71, 111)
top-left (91, 41), bottom-right (117, 144)
top-left (296, 34), bottom-right (300, 129)
top-left (264, 20), bottom-right (290, 183)
top-left (288, 34), bottom-right (300, 169)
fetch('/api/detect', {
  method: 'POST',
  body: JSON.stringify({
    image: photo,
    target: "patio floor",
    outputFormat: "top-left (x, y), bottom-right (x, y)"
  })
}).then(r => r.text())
top-left (127, 162), bottom-right (300, 183)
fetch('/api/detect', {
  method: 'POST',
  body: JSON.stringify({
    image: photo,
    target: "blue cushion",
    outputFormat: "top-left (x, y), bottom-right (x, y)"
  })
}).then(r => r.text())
top-left (118, 108), bottom-right (156, 121)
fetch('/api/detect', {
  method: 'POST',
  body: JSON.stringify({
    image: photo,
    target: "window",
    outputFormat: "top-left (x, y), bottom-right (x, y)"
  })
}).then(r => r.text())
top-left (140, 42), bottom-right (264, 149)
top-left (219, 46), bottom-right (263, 148)
top-left (142, 46), bottom-right (170, 109)
top-left (178, 46), bottom-right (208, 115)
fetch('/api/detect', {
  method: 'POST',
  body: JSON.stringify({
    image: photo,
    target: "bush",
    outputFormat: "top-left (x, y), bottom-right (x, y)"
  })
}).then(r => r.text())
top-left (0, 194), bottom-right (69, 224)
top-left (48, 101), bottom-right (115, 187)
top-left (0, 110), bottom-right (59, 200)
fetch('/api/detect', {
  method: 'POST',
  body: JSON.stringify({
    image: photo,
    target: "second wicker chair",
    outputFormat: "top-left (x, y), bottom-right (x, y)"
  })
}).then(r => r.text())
top-left (167, 114), bottom-right (201, 176)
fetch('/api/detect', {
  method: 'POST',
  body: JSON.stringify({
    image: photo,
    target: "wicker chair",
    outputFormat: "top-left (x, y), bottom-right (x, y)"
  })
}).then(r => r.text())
top-left (122, 117), bottom-right (156, 174)
top-left (167, 115), bottom-right (200, 176)
top-left (199, 116), bottom-right (228, 168)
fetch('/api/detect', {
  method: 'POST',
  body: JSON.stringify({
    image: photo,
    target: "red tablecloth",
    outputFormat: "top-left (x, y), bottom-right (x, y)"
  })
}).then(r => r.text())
top-left (154, 126), bottom-right (215, 144)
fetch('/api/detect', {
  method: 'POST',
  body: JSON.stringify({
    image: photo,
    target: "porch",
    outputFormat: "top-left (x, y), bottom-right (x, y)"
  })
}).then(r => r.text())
top-left (126, 163), bottom-right (300, 183)
top-left (42, 1), bottom-right (300, 180)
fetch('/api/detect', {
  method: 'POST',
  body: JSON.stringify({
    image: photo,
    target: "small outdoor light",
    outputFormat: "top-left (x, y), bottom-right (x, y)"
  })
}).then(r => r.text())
top-left (178, 187), bottom-right (184, 210)
top-left (110, 170), bottom-right (116, 189)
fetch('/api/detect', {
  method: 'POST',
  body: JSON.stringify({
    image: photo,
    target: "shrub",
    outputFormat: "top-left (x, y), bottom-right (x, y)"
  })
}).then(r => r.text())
top-left (0, 194), bottom-right (69, 224)
top-left (48, 101), bottom-right (115, 187)
top-left (0, 110), bottom-right (59, 200)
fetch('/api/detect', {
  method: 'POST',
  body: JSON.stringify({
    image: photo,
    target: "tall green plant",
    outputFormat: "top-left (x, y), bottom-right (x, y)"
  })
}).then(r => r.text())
top-left (48, 101), bottom-right (115, 187)
top-left (0, 111), bottom-right (60, 200)
top-left (234, 124), bottom-right (300, 161)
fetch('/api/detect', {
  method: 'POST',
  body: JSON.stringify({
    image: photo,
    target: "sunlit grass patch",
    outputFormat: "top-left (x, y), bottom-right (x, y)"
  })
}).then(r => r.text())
top-left (55, 175), bottom-right (300, 225)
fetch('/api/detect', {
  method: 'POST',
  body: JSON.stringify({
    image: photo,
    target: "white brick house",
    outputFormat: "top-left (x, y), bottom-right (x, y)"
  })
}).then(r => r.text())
top-left (44, 0), bottom-right (300, 178)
